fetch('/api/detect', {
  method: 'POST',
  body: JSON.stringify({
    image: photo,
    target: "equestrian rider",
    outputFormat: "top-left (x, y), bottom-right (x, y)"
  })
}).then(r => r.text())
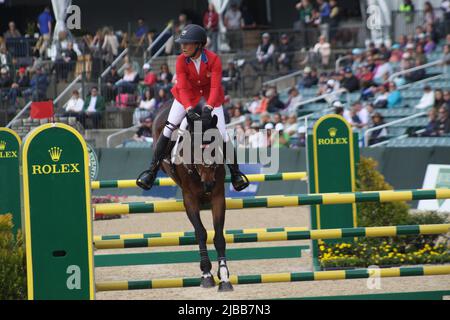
top-left (136, 24), bottom-right (249, 192)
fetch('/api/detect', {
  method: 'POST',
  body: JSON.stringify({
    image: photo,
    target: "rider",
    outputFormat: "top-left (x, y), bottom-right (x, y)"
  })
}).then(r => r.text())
top-left (136, 24), bottom-right (249, 192)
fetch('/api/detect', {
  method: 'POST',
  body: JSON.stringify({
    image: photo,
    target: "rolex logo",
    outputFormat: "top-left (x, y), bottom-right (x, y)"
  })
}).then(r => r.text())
top-left (328, 128), bottom-right (337, 138)
top-left (49, 147), bottom-right (63, 162)
top-left (0, 141), bottom-right (6, 151)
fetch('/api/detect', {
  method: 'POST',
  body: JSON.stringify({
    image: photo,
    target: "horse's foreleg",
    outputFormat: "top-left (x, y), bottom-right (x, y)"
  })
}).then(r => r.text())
top-left (184, 197), bottom-right (215, 288)
top-left (211, 195), bottom-right (233, 292)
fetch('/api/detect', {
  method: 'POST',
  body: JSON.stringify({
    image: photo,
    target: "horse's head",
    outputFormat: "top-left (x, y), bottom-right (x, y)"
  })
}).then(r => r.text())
top-left (187, 114), bottom-right (222, 194)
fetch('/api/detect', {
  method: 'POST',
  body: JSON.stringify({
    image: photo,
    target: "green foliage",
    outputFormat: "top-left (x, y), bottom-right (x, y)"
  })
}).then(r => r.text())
top-left (356, 157), bottom-right (410, 227)
top-left (0, 214), bottom-right (26, 300)
top-left (319, 156), bottom-right (450, 269)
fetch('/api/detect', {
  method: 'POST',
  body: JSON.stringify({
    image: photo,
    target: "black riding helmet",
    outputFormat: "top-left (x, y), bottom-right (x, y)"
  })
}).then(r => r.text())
top-left (175, 24), bottom-right (207, 46)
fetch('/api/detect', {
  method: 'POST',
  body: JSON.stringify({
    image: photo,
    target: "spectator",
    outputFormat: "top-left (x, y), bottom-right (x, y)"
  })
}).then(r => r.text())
top-left (133, 116), bottom-right (153, 142)
top-left (133, 90), bottom-right (157, 126)
top-left (3, 21), bottom-right (21, 39)
top-left (231, 107), bottom-right (246, 123)
top-left (347, 101), bottom-right (369, 129)
top-left (254, 33), bottom-right (276, 72)
top-left (317, 0), bottom-right (331, 40)
top-left (141, 63), bottom-right (157, 91)
top-left (341, 66), bottom-right (360, 92)
top-left (24, 67), bottom-right (49, 101)
top-left (115, 63), bottom-right (139, 94)
top-left (266, 88), bottom-right (285, 113)
top-left (284, 87), bottom-right (303, 114)
top-left (276, 34), bottom-right (294, 72)
top-left (368, 112), bottom-right (388, 145)
top-left (415, 85), bottom-right (435, 110)
top-left (399, 0), bottom-right (415, 24)
top-left (102, 28), bottom-right (119, 65)
top-left (373, 85), bottom-right (389, 108)
top-left (437, 106), bottom-right (450, 135)
top-left (424, 35), bottom-right (436, 54)
top-left (54, 41), bottom-right (78, 82)
top-left (295, 0), bottom-right (314, 46)
top-left (312, 35), bottom-right (331, 66)
top-left (422, 108), bottom-right (439, 136)
top-left (285, 113), bottom-right (299, 136)
top-left (387, 82), bottom-right (402, 108)
top-left (224, 4), bottom-right (243, 50)
top-left (442, 44), bottom-right (450, 65)
top-left (357, 63), bottom-right (374, 89)
top-left (328, 0), bottom-right (340, 42)
top-left (444, 90), bottom-right (450, 109)
top-left (0, 67), bottom-right (12, 100)
top-left (272, 123), bottom-right (290, 148)
top-left (415, 45), bottom-right (427, 65)
top-left (203, 3), bottom-right (219, 52)
top-left (442, 0), bottom-right (450, 35)
top-left (103, 66), bottom-right (121, 101)
top-left (222, 59), bottom-right (240, 93)
top-left (424, 2), bottom-right (436, 25)
top-left (155, 88), bottom-right (170, 109)
top-left (37, 7), bottom-right (53, 57)
top-left (82, 87), bottom-right (105, 129)
top-left (135, 18), bottom-right (149, 41)
top-left (322, 79), bottom-right (341, 104)
top-left (247, 93), bottom-right (262, 114)
top-left (434, 89), bottom-right (445, 109)
top-left (64, 90), bottom-right (84, 121)
top-left (157, 63), bottom-right (173, 89)
top-left (299, 66), bottom-right (319, 88)
top-left (372, 55), bottom-right (392, 85)
top-left (8, 67), bottom-right (29, 106)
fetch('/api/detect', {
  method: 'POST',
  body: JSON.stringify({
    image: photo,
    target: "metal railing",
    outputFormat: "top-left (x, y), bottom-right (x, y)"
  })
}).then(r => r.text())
top-left (364, 111), bottom-right (427, 147)
top-left (369, 129), bottom-right (426, 148)
top-left (143, 21), bottom-right (173, 61)
top-left (335, 55), bottom-right (353, 73)
top-left (388, 57), bottom-right (449, 83)
top-left (146, 36), bottom-right (173, 65)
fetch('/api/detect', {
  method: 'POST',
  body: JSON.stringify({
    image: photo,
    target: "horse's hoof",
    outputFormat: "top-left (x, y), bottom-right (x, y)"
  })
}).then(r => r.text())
top-left (218, 281), bottom-right (233, 292)
top-left (200, 276), bottom-right (216, 288)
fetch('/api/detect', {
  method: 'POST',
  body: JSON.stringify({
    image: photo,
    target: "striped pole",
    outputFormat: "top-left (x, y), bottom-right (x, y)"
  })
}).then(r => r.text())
top-left (94, 224), bottom-right (450, 250)
top-left (91, 172), bottom-right (308, 189)
top-left (93, 189), bottom-right (450, 215)
top-left (94, 226), bottom-right (308, 241)
top-left (95, 245), bottom-right (310, 267)
top-left (95, 264), bottom-right (450, 291)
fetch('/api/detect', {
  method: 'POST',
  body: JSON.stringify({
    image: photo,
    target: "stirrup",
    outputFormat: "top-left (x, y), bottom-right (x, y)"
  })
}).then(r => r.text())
top-left (232, 172), bottom-right (250, 192)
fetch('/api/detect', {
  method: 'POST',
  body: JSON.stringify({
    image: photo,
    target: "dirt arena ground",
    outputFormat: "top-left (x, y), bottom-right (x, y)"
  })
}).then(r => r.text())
top-left (94, 198), bottom-right (450, 300)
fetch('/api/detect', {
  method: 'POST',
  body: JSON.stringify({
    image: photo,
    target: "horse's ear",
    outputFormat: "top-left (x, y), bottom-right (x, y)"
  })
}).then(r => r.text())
top-left (211, 115), bottom-right (218, 128)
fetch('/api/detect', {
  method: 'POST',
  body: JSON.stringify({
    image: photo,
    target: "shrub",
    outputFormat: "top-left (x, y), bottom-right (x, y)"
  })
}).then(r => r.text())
top-left (0, 214), bottom-right (26, 300)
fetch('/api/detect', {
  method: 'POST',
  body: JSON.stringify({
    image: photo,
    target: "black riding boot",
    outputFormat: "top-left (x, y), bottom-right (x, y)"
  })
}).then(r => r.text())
top-left (224, 140), bottom-right (249, 192)
top-left (136, 135), bottom-right (171, 190)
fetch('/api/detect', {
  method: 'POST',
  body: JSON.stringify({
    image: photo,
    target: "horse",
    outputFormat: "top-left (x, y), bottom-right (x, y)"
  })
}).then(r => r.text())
top-left (150, 101), bottom-right (233, 292)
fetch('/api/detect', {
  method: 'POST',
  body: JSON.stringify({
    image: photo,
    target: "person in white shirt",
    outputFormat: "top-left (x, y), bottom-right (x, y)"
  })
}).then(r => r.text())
top-left (284, 87), bottom-right (303, 115)
top-left (133, 90), bottom-right (158, 126)
top-left (415, 85), bottom-right (435, 110)
top-left (254, 33), bottom-right (276, 71)
top-left (312, 35), bottom-right (331, 66)
top-left (64, 90), bottom-right (84, 120)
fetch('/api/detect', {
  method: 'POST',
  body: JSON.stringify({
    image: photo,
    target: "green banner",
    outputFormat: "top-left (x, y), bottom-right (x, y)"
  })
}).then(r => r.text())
top-left (22, 123), bottom-right (94, 300)
top-left (307, 115), bottom-right (358, 269)
top-left (0, 128), bottom-right (21, 236)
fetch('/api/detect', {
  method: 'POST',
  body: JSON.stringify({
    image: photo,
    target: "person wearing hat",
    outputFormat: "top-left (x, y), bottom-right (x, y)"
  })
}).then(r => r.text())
top-left (8, 67), bottom-right (29, 106)
top-left (254, 33), bottom-right (276, 72)
top-left (271, 123), bottom-right (290, 148)
top-left (372, 54), bottom-right (392, 85)
top-left (142, 63), bottom-right (157, 90)
top-left (276, 34), bottom-right (294, 72)
top-left (341, 66), bottom-right (360, 92)
top-left (137, 24), bottom-right (249, 192)
top-left (300, 66), bottom-right (318, 88)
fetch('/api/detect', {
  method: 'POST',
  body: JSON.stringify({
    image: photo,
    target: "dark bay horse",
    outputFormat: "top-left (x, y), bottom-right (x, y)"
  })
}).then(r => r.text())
top-left (151, 102), bottom-right (233, 292)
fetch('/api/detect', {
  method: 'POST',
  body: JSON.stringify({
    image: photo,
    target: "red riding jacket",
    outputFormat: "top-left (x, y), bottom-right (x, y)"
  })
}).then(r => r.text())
top-left (171, 49), bottom-right (225, 109)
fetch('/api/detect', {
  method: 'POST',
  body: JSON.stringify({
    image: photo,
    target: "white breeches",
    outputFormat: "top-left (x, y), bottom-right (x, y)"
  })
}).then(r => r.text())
top-left (163, 99), bottom-right (228, 142)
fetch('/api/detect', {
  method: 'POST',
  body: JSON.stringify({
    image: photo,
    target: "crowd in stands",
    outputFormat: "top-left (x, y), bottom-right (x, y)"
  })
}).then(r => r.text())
top-left (2, 1), bottom-right (450, 147)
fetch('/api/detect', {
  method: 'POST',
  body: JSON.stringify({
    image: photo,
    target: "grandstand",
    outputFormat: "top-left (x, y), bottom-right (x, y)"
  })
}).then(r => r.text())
top-left (1, 0), bottom-right (450, 148)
